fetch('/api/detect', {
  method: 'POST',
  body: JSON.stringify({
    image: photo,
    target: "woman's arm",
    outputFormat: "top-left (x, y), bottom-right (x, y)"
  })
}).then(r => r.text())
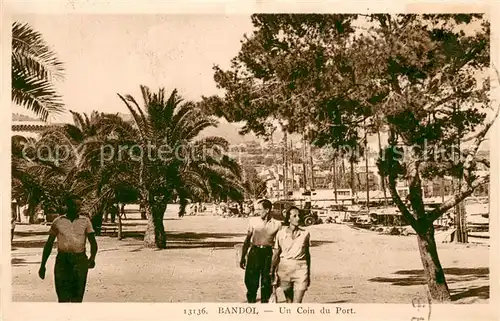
top-left (271, 246), bottom-right (281, 285)
top-left (271, 247), bottom-right (281, 274)
top-left (271, 230), bottom-right (282, 283)
top-left (305, 233), bottom-right (311, 286)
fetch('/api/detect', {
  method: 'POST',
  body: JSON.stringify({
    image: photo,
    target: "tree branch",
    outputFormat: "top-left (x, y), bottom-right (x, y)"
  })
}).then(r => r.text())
top-left (387, 172), bottom-right (419, 227)
top-left (407, 164), bottom-right (426, 218)
top-left (462, 106), bottom-right (499, 148)
top-left (384, 128), bottom-right (419, 229)
top-left (427, 173), bottom-right (489, 222)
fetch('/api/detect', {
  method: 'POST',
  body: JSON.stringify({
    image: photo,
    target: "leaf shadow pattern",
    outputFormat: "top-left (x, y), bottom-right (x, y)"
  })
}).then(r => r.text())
top-left (450, 285), bottom-right (489, 302)
top-left (11, 239), bottom-right (50, 249)
top-left (11, 257), bottom-right (41, 266)
top-left (123, 231), bottom-right (335, 251)
top-left (14, 231), bottom-right (49, 237)
top-left (369, 267), bottom-right (490, 301)
top-left (325, 300), bottom-right (350, 303)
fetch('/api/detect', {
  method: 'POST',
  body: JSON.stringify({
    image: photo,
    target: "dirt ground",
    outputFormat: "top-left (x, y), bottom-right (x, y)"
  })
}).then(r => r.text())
top-left (11, 207), bottom-right (489, 303)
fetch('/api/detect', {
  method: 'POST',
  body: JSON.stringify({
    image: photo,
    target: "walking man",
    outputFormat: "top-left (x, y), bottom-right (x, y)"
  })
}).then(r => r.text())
top-left (240, 199), bottom-right (281, 303)
top-left (38, 196), bottom-right (98, 302)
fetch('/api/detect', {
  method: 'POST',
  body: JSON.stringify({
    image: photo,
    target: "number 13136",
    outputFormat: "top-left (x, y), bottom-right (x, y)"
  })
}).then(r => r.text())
top-left (184, 308), bottom-right (208, 316)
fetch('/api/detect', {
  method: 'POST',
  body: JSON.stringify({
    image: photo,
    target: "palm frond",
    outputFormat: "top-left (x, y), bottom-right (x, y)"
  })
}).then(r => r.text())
top-left (126, 90), bottom-right (152, 137)
top-left (11, 72), bottom-right (65, 121)
top-left (117, 93), bottom-right (147, 141)
top-left (180, 117), bottom-right (219, 143)
top-left (12, 22), bottom-right (64, 81)
top-left (97, 113), bottom-right (139, 139)
top-left (170, 101), bottom-right (195, 130)
top-left (12, 21), bottom-right (65, 121)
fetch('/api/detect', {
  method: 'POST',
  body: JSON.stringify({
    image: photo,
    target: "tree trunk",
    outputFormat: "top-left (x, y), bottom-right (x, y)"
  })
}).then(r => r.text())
top-left (384, 128), bottom-right (451, 302)
top-left (92, 212), bottom-right (103, 236)
top-left (283, 132), bottom-right (288, 199)
top-left (117, 204), bottom-right (123, 240)
top-left (364, 124), bottom-right (370, 209)
top-left (143, 202), bottom-right (167, 249)
top-left (28, 203), bottom-right (36, 224)
top-left (290, 140), bottom-right (295, 191)
top-left (178, 198), bottom-right (187, 218)
top-left (454, 176), bottom-right (468, 243)
top-left (350, 157), bottom-right (355, 202)
top-left (302, 135), bottom-right (308, 189)
top-left (377, 130), bottom-right (388, 206)
top-left (455, 201), bottom-right (468, 243)
top-left (309, 144), bottom-right (315, 189)
top-left (333, 156), bottom-right (338, 202)
top-left (143, 206), bottom-right (156, 247)
top-left (416, 226), bottom-right (451, 302)
top-left (440, 178), bottom-right (445, 203)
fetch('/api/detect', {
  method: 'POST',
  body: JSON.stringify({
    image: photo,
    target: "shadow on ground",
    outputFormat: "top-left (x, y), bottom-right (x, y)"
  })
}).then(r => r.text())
top-left (311, 240), bottom-right (336, 247)
top-left (121, 231), bottom-right (245, 251)
top-left (450, 285), bottom-right (489, 301)
top-left (369, 267), bottom-right (489, 301)
top-left (126, 231), bottom-right (245, 241)
top-left (325, 300), bottom-right (349, 303)
top-left (11, 257), bottom-right (41, 266)
top-left (369, 267), bottom-right (489, 286)
top-left (395, 268), bottom-right (489, 276)
top-left (120, 231), bottom-right (335, 251)
top-left (14, 231), bottom-right (49, 237)
top-left (11, 239), bottom-right (49, 249)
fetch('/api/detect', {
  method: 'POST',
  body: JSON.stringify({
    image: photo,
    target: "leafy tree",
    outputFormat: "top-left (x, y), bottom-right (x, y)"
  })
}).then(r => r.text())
top-left (242, 166), bottom-right (268, 199)
top-left (12, 22), bottom-right (65, 121)
top-left (207, 14), bottom-right (495, 301)
top-left (11, 111), bottom-right (126, 225)
top-left (117, 86), bottom-right (244, 248)
top-left (11, 135), bottom-right (46, 222)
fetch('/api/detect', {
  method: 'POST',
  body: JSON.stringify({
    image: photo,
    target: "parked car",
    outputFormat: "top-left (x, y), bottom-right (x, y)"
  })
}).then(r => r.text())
top-left (272, 200), bottom-right (319, 226)
top-left (354, 214), bottom-right (376, 228)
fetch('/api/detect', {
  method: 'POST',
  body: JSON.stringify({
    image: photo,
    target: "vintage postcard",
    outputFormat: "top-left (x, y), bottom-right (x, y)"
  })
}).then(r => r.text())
top-left (1, 1), bottom-right (498, 321)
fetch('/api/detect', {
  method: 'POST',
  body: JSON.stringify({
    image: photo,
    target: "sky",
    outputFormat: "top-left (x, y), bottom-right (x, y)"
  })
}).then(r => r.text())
top-left (13, 16), bottom-right (250, 113)
top-left (12, 14), bottom-right (272, 143)
top-left (12, 14), bottom-right (490, 149)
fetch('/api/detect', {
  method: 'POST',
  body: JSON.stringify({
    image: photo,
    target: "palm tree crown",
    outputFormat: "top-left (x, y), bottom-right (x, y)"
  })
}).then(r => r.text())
top-left (12, 21), bottom-right (65, 121)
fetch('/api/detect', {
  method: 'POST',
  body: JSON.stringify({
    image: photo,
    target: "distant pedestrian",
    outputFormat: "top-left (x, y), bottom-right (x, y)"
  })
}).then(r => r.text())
top-left (11, 213), bottom-right (16, 242)
top-left (271, 206), bottom-right (311, 303)
top-left (38, 196), bottom-right (98, 303)
top-left (91, 212), bottom-right (103, 236)
top-left (120, 204), bottom-right (126, 220)
top-left (110, 204), bottom-right (118, 223)
top-left (240, 199), bottom-right (281, 303)
top-left (140, 203), bottom-right (147, 219)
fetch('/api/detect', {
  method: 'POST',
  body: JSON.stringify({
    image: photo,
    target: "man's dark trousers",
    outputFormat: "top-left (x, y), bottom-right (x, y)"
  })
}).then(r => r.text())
top-left (244, 246), bottom-right (273, 303)
top-left (54, 252), bottom-right (89, 302)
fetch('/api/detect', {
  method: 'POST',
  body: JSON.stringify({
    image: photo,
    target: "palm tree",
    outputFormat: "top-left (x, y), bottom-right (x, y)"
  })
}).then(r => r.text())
top-left (11, 111), bottom-right (119, 225)
top-left (41, 111), bottom-right (142, 238)
top-left (117, 86), bottom-right (244, 249)
top-left (11, 135), bottom-right (45, 223)
top-left (12, 22), bottom-right (65, 121)
top-left (11, 132), bottom-right (76, 223)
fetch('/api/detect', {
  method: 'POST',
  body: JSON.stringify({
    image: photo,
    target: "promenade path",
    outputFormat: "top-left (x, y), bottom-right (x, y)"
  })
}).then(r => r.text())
top-left (11, 207), bottom-right (489, 303)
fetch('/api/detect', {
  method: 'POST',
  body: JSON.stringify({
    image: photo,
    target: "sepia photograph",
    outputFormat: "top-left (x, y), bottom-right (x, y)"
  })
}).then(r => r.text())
top-left (5, 7), bottom-right (498, 314)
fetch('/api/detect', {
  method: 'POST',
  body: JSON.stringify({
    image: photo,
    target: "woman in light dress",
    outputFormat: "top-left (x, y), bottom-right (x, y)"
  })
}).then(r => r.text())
top-left (271, 206), bottom-right (311, 303)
